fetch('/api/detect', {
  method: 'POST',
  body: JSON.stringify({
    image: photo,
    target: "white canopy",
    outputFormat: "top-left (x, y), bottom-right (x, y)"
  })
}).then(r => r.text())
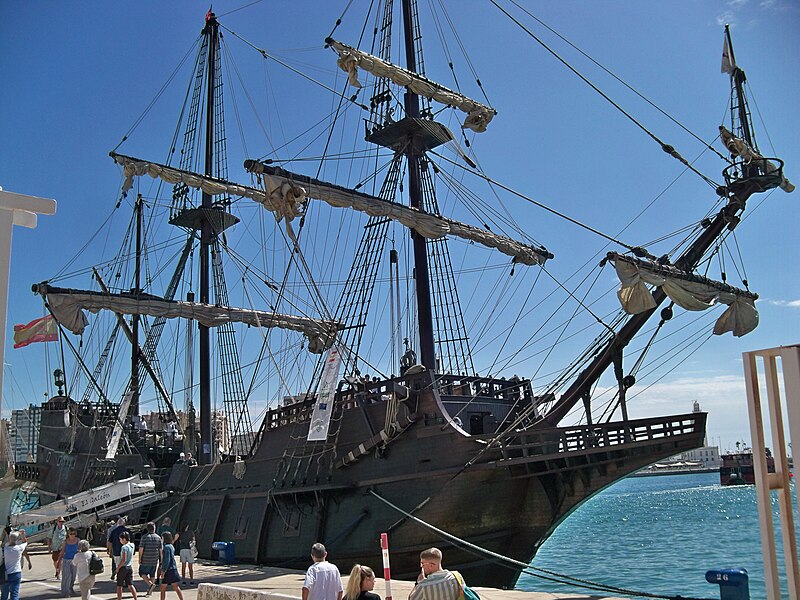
top-left (328, 39), bottom-right (496, 133)
top-left (246, 161), bottom-right (551, 266)
top-left (608, 253), bottom-right (759, 337)
top-left (37, 285), bottom-right (341, 354)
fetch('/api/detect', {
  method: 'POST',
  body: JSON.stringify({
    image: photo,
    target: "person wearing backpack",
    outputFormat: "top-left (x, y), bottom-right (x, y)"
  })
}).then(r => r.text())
top-left (73, 539), bottom-right (96, 600)
top-left (408, 548), bottom-right (474, 600)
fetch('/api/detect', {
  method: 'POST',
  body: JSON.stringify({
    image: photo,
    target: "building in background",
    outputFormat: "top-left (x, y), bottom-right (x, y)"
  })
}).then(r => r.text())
top-left (9, 405), bottom-right (41, 463)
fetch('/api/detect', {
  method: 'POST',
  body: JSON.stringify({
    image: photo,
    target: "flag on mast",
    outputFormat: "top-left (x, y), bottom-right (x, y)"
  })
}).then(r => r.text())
top-left (721, 34), bottom-right (736, 74)
top-left (13, 314), bottom-right (58, 348)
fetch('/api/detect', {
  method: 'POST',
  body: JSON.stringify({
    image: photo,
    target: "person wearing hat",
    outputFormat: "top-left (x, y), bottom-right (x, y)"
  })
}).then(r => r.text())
top-left (48, 516), bottom-right (67, 579)
top-left (176, 453), bottom-right (186, 465)
top-left (2, 529), bottom-right (32, 600)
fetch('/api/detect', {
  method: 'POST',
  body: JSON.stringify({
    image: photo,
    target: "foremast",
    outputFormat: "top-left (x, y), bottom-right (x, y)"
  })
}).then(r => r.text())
top-left (543, 27), bottom-right (792, 426)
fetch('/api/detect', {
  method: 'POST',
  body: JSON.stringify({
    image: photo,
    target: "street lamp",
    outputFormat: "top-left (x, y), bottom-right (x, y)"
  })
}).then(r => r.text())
top-left (53, 368), bottom-right (65, 396)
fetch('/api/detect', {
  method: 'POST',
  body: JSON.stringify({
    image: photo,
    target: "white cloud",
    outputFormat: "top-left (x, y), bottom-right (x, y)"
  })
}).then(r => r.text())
top-left (767, 299), bottom-right (800, 308)
top-left (613, 371), bottom-right (790, 454)
top-left (716, 10), bottom-right (736, 26)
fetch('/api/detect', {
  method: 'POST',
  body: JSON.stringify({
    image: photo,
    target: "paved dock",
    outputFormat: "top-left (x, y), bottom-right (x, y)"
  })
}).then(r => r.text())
top-left (20, 546), bottom-right (624, 600)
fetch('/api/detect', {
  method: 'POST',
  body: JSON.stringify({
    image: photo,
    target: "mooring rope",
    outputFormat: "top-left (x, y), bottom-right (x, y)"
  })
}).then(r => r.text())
top-left (368, 488), bottom-right (716, 600)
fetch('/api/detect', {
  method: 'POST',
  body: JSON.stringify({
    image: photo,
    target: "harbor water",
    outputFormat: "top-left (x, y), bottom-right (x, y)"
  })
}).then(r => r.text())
top-left (518, 472), bottom-right (799, 599)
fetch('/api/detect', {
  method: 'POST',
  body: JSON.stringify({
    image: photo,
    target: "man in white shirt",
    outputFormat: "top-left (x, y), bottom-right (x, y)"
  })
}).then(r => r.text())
top-left (301, 543), bottom-right (342, 600)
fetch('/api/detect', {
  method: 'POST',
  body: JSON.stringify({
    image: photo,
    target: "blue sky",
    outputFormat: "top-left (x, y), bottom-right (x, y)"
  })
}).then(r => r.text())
top-left (1, 0), bottom-right (798, 452)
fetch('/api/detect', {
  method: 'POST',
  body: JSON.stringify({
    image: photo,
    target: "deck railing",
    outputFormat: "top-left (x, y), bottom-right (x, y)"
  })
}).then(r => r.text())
top-left (488, 412), bottom-right (707, 461)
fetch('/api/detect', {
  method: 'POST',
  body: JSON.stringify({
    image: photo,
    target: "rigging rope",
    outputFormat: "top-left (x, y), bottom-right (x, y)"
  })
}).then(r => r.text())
top-left (431, 150), bottom-right (643, 254)
top-left (369, 488), bottom-right (716, 600)
top-left (220, 24), bottom-right (370, 112)
top-left (503, 0), bottom-right (727, 162)
top-left (489, 0), bottom-right (721, 190)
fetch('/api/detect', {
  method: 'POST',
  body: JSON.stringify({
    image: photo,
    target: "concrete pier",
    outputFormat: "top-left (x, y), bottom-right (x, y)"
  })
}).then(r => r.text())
top-left (20, 547), bottom-right (625, 600)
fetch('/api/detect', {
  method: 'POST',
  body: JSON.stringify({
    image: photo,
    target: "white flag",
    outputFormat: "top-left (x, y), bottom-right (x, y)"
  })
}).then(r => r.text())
top-left (721, 35), bottom-right (736, 74)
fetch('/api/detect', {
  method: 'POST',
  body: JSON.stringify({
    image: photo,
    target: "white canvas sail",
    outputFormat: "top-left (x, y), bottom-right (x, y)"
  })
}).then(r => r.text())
top-left (36, 284), bottom-right (341, 354)
top-left (112, 153), bottom-right (550, 266)
top-left (246, 161), bottom-right (551, 266)
top-left (111, 152), bottom-right (305, 221)
top-left (718, 126), bottom-right (794, 193)
top-left (608, 253), bottom-right (759, 337)
top-left (327, 38), bottom-right (496, 133)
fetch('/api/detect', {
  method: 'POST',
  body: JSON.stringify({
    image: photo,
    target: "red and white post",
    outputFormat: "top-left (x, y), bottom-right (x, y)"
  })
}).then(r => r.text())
top-left (381, 533), bottom-right (393, 600)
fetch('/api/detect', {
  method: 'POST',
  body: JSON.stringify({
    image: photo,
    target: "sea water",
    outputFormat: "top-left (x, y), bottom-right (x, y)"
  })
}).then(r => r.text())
top-left (517, 472), bottom-right (799, 599)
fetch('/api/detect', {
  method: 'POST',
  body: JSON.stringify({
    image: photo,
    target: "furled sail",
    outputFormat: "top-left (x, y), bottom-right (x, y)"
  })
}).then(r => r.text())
top-left (110, 152), bottom-right (305, 221)
top-left (34, 284), bottom-right (342, 353)
top-left (719, 126), bottom-right (794, 193)
top-left (607, 253), bottom-right (759, 337)
top-left (327, 38), bottom-right (497, 133)
top-left (245, 160), bottom-right (551, 266)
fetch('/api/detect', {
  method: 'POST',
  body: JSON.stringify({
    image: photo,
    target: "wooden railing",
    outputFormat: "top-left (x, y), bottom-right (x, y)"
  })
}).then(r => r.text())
top-left (488, 412), bottom-right (707, 460)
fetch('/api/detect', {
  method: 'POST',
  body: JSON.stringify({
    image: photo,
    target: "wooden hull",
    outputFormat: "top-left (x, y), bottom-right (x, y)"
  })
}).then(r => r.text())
top-left (24, 373), bottom-right (707, 587)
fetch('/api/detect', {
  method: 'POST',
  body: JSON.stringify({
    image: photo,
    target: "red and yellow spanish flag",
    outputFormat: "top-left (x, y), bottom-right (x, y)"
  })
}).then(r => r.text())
top-left (13, 315), bottom-right (58, 349)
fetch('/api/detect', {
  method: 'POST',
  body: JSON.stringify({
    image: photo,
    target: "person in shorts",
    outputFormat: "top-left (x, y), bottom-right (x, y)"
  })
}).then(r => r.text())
top-left (138, 522), bottom-right (163, 596)
top-left (48, 516), bottom-right (67, 579)
top-left (178, 524), bottom-right (195, 585)
top-left (115, 531), bottom-right (138, 600)
top-left (108, 515), bottom-right (131, 581)
top-left (159, 531), bottom-right (184, 600)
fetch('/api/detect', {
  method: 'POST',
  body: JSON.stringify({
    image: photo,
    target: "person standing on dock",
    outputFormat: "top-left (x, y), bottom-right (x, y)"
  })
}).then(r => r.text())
top-left (158, 531), bottom-right (184, 600)
top-left (73, 539), bottom-right (96, 600)
top-left (344, 565), bottom-right (381, 600)
top-left (108, 516), bottom-right (131, 582)
top-left (302, 543), bottom-right (343, 600)
top-left (115, 531), bottom-right (138, 600)
top-left (139, 522), bottom-right (163, 596)
top-left (58, 528), bottom-right (80, 597)
top-left (1, 530), bottom-right (32, 600)
top-left (408, 548), bottom-right (461, 600)
top-left (48, 516), bottom-right (67, 580)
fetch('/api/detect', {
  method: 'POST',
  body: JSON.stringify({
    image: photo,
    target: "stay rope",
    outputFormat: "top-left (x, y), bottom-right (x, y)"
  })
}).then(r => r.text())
top-left (489, 0), bottom-right (722, 191)
top-left (369, 489), bottom-right (716, 600)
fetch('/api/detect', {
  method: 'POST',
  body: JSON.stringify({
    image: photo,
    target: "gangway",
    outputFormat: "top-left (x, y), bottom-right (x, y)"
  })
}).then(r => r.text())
top-left (11, 474), bottom-right (166, 541)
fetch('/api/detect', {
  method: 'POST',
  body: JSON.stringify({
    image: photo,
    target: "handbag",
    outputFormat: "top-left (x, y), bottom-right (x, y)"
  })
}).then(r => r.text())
top-left (89, 551), bottom-right (105, 575)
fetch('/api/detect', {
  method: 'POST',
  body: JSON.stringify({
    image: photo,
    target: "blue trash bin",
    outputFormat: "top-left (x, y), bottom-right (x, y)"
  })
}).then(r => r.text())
top-left (705, 568), bottom-right (749, 600)
top-left (211, 541), bottom-right (236, 564)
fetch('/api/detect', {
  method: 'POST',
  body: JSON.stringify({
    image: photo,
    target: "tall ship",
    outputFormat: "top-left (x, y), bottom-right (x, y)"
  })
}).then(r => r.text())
top-left (9, 3), bottom-right (793, 588)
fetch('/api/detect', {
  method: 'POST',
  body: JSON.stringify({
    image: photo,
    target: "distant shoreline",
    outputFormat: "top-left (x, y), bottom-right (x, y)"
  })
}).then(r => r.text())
top-left (630, 467), bottom-right (719, 477)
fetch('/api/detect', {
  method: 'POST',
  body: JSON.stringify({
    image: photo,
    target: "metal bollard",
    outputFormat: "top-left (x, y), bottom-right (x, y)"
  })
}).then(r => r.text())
top-left (705, 568), bottom-right (750, 600)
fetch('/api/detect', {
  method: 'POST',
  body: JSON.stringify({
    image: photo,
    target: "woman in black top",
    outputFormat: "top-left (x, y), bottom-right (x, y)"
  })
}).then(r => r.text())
top-left (344, 564), bottom-right (381, 600)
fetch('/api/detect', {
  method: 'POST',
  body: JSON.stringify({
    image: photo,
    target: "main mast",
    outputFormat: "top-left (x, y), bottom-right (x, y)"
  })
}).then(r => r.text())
top-left (400, 0), bottom-right (436, 370)
top-left (198, 11), bottom-right (217, 466)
